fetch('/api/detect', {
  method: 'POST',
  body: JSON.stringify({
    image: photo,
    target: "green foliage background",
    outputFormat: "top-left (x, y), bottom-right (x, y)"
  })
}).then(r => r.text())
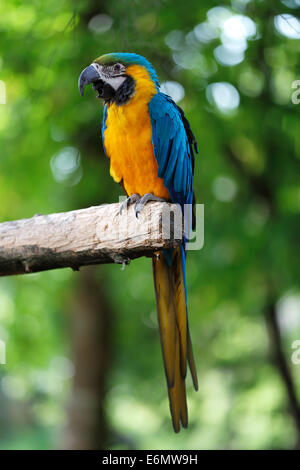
top-left (0, 0), bottom-right (300, 449)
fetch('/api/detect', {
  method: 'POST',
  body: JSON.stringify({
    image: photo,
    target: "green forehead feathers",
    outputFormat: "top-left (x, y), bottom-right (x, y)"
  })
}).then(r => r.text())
top-left (94, 53), bottom-right (160, 88)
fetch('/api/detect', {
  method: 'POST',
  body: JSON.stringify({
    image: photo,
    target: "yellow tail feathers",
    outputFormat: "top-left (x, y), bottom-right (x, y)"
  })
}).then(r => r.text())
top-left (152, 246), bottom-right (198, 433)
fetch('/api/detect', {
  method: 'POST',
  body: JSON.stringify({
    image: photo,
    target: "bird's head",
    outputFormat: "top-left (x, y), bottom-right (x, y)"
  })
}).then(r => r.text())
top-left (78, 53), bottom-right (160, 105)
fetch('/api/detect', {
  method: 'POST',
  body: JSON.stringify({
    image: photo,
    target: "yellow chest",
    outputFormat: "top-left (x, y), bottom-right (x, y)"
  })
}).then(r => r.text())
top-left (103, 65), bottom-right (170, 199)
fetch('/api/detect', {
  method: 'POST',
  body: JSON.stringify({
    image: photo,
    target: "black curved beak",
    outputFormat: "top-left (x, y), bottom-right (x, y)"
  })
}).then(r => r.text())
top-left (78, 65), bottom-right (101, 96)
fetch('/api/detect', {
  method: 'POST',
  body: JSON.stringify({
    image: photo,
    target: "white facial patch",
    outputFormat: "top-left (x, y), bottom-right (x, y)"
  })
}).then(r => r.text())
top-left (91, 63), bottom-right (126, 91)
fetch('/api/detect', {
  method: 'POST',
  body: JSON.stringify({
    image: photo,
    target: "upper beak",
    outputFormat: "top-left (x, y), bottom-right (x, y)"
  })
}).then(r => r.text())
top-left (78, 64), bottom-right (101, 96)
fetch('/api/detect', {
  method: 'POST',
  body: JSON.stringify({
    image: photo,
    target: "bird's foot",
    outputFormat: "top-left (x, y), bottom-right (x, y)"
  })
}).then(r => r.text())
top-left (119, 194), bottom-right (140, 215)
top-left (135, 193), bottom-right (167, 218)
top-left (111, 253), bottom-right (131, 269)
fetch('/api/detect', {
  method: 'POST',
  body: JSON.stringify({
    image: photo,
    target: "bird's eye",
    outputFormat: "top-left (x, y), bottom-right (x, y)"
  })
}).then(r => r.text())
top-left (114, 63), bottom-right (122, 72)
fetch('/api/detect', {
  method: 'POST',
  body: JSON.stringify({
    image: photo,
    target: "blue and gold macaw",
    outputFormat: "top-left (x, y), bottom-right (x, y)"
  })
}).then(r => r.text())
top-left (79, 53), bottom-right (198, 432)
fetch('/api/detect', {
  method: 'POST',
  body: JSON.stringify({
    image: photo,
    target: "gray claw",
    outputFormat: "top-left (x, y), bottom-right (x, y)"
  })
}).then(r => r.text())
top-left (119, 194), bottom-right (140, 215)
top-left (111, 254), bottom-right (131, 268)
top-left (135, 202), bottom-right (141, 219)
top-left (134, 193), bottom-right (167, 218)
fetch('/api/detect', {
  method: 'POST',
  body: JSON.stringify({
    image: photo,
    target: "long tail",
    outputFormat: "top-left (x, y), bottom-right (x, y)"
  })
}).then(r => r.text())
top-left (152, 245), bottom-right (198, 433)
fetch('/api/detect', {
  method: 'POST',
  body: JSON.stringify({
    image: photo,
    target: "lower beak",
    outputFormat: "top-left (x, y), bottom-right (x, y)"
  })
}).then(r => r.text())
top-left (78, 65), bottom-right (101, 96)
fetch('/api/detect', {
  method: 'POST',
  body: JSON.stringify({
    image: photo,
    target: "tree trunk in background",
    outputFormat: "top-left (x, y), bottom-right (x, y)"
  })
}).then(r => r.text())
top-left (62, 267), bottom-right (112, 449)
top-left (265, 297), bottom-right (300, 450)
top-left (61, 0), bottom-right (115, 449)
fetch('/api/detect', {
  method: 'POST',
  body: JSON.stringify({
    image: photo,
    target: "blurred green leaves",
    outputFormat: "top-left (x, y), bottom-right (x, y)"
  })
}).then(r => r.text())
top-left (0, 0), bottom-right (300, 450)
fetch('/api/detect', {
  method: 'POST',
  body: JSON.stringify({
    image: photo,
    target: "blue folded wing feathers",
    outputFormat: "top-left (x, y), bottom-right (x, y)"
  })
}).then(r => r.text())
top-left (149, 93), bottom-right (193, 206)
top-left (101, 105), bottom-right (108, 156)
top-left (149, 94), bottom-right (199, 414)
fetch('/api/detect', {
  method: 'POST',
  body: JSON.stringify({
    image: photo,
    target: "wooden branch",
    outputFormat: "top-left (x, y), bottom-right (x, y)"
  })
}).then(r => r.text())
top-left (0, 202), bottom-right (182, 276)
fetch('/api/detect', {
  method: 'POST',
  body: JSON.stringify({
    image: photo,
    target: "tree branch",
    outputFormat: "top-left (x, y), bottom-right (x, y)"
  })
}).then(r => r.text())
top-left (0, 202), bottom-right (182, 276)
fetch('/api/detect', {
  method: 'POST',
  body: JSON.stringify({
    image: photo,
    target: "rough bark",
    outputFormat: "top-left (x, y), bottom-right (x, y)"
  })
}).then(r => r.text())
top-left (62, 267), bottom-right (112, 449)
top-left (0, 202), bottom-right (182, 276)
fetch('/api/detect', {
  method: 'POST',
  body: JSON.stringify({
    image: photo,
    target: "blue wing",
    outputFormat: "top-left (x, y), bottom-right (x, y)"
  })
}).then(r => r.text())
top-left (102, 104), bottom-right (107, 147)
top-left (148, 92), bottom-right (195, 208)
top-left (149, 93), bottom-right (199, 409)
top-left (149, 92), bottom-right (197, 244)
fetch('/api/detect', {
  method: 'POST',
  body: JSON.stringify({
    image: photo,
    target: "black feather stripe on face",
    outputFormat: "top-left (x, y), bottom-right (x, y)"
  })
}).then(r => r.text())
top-left (93, 75), bottom-right (135, 105)
top-left (114, 76), bottom-right (135, 105)
top-left (92, 80), bottom-right (116, 101)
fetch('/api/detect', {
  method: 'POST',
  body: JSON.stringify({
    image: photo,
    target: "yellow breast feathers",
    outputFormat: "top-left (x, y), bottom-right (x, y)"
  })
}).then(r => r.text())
top-left (103, 65), bottom-right (170, 199)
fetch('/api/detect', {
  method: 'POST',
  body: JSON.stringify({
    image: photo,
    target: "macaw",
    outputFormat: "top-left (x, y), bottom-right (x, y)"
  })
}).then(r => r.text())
top-left (78, 53), bottom-right (198, 433)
